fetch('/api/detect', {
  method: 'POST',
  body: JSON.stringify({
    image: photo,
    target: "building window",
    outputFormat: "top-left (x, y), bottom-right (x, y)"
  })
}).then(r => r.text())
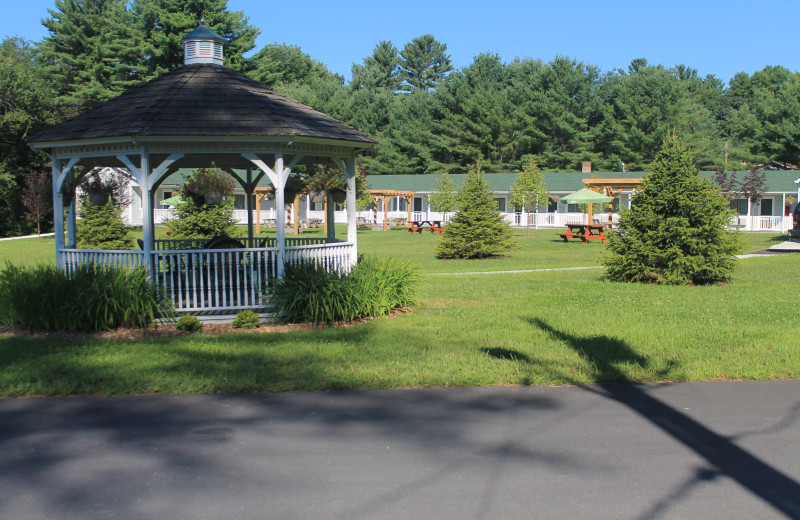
top-left (760, 198), bottom-right (773, 216)
top-left (730, 199), bottom-right (748, 215)
top-left (389, 198), bottom-right (408, 211)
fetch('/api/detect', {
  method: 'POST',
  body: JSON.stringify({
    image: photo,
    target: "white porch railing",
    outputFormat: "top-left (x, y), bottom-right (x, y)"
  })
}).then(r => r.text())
top-left (730, 215), bottom-right (792, 232)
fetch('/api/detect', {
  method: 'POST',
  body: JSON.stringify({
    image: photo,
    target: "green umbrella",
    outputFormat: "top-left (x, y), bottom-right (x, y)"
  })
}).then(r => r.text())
top-left (160, 195), bottom-right (186, 207)
top-left (560, 188), bottom-right (612, 224)
top-left (560, 188), bottom-right (612, 204)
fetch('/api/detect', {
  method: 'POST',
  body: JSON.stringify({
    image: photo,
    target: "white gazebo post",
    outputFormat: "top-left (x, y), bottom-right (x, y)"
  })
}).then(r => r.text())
top-left (337, 155), bottom-right (358, 267)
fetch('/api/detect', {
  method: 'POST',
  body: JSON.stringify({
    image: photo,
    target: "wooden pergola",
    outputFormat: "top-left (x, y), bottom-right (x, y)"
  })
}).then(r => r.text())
top-left (583, 178), bottom-right (643, 226)
top-left (367, 190), bottom-right (416, 231)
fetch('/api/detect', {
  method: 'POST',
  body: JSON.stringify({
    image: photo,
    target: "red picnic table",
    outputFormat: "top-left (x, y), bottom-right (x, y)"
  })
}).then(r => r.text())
top-left (408, 220), bottom-right (444, 234)
top-left (558, 224), bottom-right (608, 244)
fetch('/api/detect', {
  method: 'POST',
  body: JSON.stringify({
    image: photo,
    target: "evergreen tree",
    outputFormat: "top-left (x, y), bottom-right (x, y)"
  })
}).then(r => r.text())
top-left (399, 35), bottom-right (452, 92)
top-left (39, 0), bottom-right (141, 117)
top-left (432, 53), bottom-right (519, 172)
top-left (435, 163), bottom-right (516, 259)
top-left (603, 135), bottom-right (740, 285)
top-left (77, 199), bottom-right (135, 250)
top-left (247, 43), bottom-right (339, 88)
top-left (132, 0), bottom-right (259, 80)
top-left (351, 40), bottom-right (401, 91)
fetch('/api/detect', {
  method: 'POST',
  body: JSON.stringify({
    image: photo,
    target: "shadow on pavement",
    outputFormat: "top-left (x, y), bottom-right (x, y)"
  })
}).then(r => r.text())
top-left (529, 317), bottom-right (800, 519)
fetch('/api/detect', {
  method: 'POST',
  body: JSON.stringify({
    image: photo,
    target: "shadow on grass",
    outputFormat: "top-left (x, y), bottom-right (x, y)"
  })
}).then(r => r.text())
top-left (481, 347), bottom-right (532, 363)
top-left (528, 317), bottom-right (800, 518)
top-left (0, 327), bottom-right (384, 396)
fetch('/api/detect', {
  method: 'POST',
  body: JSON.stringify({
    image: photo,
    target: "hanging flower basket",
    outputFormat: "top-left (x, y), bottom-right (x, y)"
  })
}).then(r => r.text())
top-left (87, 190), bottom-right (109, 206)
top-left (330, 189), bottom-right (347, 204)
top-left (183, 168), bottom-right (234, 205)
top-left (204, 191), bottom-right (224, 205)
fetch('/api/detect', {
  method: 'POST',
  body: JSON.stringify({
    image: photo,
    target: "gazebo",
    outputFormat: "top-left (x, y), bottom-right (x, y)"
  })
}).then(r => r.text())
top-left (28, 24), bottom-right (376, 314)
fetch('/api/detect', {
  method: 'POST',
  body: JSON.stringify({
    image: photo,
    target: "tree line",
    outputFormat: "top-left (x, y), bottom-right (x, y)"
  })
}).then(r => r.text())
top-left (1, 0), bottom-right (799, 236)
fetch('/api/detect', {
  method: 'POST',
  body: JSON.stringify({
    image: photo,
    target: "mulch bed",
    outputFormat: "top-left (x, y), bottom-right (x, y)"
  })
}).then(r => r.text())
top-left (0, 308), bottom-right (411, 341)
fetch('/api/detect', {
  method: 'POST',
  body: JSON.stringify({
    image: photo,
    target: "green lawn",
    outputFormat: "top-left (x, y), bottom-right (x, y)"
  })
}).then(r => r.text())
top-left (0, 228), bottom-right (797, 396)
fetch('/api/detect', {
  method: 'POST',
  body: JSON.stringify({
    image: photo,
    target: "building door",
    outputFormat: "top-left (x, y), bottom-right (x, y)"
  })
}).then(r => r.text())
top-left (760, 199), bottom-right (773, 216)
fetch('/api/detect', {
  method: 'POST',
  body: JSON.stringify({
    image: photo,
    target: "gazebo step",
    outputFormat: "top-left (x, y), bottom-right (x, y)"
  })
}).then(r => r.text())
top-left (157, 312), bottom-right (272, 325)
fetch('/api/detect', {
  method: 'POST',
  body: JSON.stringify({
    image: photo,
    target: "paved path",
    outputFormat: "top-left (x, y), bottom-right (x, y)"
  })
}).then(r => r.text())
top-left (0, 249), bottom-right (795, 518)
top-left (1, 381), bottom-right (799, 520)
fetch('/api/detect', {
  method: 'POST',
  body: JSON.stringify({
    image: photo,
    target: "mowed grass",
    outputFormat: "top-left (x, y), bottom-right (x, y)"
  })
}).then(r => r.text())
top-left (0, 227), bottom-right (797, 396)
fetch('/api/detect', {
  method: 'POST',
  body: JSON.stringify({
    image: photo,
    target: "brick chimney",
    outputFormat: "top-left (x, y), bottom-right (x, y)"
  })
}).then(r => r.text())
top-left (581, 161), bottom-right (592, 173)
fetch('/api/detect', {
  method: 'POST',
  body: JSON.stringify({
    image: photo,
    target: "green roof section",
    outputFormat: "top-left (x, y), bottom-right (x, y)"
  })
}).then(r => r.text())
top-left (366, 171), bottom-right (800, 194)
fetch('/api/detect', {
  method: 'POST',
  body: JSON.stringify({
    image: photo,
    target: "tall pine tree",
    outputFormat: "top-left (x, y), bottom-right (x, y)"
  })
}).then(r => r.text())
top-left (132, 0), bottom-right (259, 80)
top-left (399, 35), bottom-right (452, 92)
top-left (39, 0), bottom-right (141, 117)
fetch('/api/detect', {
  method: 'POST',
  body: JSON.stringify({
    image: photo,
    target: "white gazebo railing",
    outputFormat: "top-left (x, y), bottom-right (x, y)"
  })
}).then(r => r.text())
top-left (63, 249), bottom-right (145, 273)
top-left (60, 240), bottom-right (354, 313)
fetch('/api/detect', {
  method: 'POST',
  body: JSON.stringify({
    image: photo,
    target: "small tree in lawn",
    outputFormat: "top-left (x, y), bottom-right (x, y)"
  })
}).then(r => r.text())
top-left (739, 166), bottom-right (767, 213)
top-left (603, 134), bottom-right (741, 285)
top-left (435, 163), bottom-right (516, 259)
top-left (509, 156), bottom-right (549, 235)
top-left (21, 170), bottom-right (51, 237)
top-left (428, 172), bottom-right (458, 214)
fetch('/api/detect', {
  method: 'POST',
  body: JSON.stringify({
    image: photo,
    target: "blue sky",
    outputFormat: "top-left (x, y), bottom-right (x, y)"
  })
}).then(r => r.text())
top-left (3, 0), bottom-right (798, 85)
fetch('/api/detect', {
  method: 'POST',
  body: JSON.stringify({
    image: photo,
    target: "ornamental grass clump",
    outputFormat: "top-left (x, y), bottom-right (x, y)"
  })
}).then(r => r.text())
top-left (0, 264), bottom-right (172, 331)
top-left (271, 256), bottom-right (417, 325)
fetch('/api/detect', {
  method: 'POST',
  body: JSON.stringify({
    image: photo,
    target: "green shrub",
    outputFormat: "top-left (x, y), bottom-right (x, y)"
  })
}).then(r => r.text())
top-left (0, 263), bottom-right (172, 331)
top-left (232, 309), bottom-right (260, 329)
top-left (271, 256), bottom-right (417, 325)
top-left (77, 200), bottom-right (135, 250)
top-left (176, 314), bottom-right (202, 333)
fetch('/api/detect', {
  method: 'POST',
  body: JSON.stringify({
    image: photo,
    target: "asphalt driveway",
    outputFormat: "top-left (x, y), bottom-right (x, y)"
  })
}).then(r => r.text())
top-left (1, 380), bottom-right (799, 519)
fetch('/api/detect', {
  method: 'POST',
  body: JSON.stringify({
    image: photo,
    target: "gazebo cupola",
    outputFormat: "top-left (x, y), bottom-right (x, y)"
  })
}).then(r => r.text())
top-left (181, 21), bottom-right (224, 65)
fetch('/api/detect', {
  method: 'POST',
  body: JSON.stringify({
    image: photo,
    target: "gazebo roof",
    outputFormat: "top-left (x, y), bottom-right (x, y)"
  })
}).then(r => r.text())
top-left (29, 63), bottom-right (377, 147)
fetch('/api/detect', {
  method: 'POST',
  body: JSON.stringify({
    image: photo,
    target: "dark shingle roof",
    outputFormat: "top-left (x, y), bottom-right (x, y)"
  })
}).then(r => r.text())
top-left (30, 64), bottom-right (377, 145)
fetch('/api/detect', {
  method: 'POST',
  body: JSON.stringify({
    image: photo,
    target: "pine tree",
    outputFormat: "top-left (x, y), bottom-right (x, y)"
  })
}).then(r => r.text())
top-left (247, 43), bottom-right (337, 88)
top-left (435, 163), bottom-right (516, 259)
top-left (603, 134), bottom-right (741, 285)
top-left (39, 0), bottom-right (142, 117)
top-left (351, 41), bottom-right (401, 91)
top-left (399, 35), bottom-right (452, 92)
top-left (77, 199), bottom-right (135, 250)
